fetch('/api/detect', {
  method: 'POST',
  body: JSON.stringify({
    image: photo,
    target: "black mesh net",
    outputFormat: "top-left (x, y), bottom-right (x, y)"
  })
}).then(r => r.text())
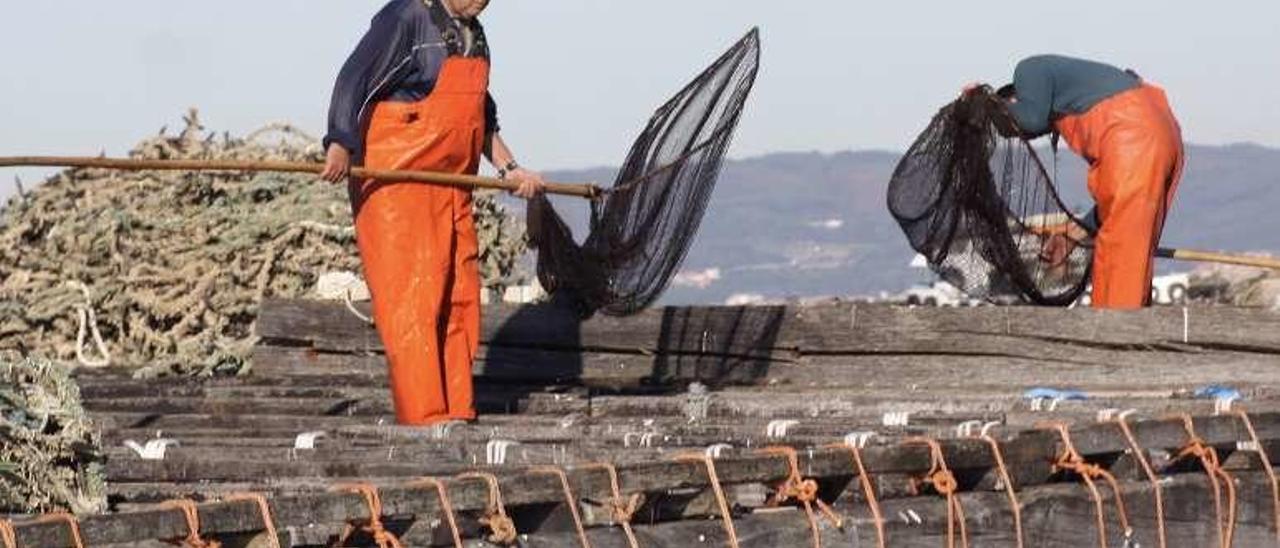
top-left (527, 28), bottom-right (761, 316)
top-left (888, 88), bottom-right (1094, 305)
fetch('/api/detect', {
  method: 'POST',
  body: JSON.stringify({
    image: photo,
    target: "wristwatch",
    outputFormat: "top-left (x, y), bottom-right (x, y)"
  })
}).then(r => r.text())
top-left (497, 160), bottom-right (520, 180)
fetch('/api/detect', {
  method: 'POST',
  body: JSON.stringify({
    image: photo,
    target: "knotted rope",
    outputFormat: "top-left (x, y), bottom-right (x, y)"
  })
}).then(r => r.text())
top-left (224, 493), bottom-right (281, 548)
top-left (901, 437), bottom-right (969, 548)
top-left (578, 462), bottom-right (642, 548)
top-left (1169, 414), bottom-right (1236, 548)
top-left (330, 484), bottom-right (402, 548)
top-left (673, 453), bottom-right (740, 548)
top-left (757, 446), bottom-right (843, 548)
top-left (974, 432), bottom-right (1024, 548)
top-left (33, 513), bottom-right (85, 548)
top-left (826, 442), bottom-right (886, 548)
top-left (1037, 422), bottom-right (1133, 548)
top-left (1104, 413), bottom-right (1166, 548)
top-left (456, 472), bottom-right (519, 545)
top-left (0, 519), bottom-right (17, 548)
top-left (158, 499), bottom-right (221, 548)
top-left (527, 466), bottom-right (591, 548)
top-left (403, 478), bottom-right (463, 548)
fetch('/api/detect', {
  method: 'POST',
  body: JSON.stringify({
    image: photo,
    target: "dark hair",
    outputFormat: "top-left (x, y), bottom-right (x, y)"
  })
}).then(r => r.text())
top-left (996, 84), bottom-right (1016, 99)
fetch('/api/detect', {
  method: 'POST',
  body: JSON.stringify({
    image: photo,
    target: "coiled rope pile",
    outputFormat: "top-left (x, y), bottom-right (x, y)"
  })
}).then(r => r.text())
top-left (0, 110), bottom-right (527, 376)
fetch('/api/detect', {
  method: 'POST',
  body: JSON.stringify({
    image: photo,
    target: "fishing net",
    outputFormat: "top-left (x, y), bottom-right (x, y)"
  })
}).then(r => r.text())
top-left (0, 110), bottom-right (528, 375)
top-left (527, 28), bottom-right (761, 316)
top-left (888, 88), bottom-right (1094, 305)
top-left (0, 358), bottom-right (106, 515)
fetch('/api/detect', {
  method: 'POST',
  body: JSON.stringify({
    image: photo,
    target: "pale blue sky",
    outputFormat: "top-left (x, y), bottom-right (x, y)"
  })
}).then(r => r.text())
top-left (2, 1), bottom-right (1277, 197)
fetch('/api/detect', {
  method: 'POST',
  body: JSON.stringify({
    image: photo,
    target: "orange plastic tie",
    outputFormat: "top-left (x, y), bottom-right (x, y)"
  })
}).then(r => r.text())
top-left (0, 519), bottom-right (16, 548)
top-left (1236, 408), bottom-right (1280, 543)
top-left (577, 463), bottom-right (641, 548)
top-left (456, 472), bottom-right (519, 545)
top-left (1169, 414), bottom-right (1236, 548)
top-left (32, 513), bottom-right (85, 548)
top-left (826, 442), bottom-right (886, 548)
top-left (673, 453), bottom-right (740, 548)
top-left (224, 493), bottom-right (281, 548)
top-left (901, 437), bottom-right (969, 548)
top-left (330, 483), bottom-right (403, 548)
top-left (157, 499), bottom-right (221, 548)
top-left (1106, 414), bottom-right (1166, 548)
top-left (527, 466), bottom-right (592, 548)
top-left (404, 478), bottom-right (463, 548)
top-left (758, 446), bottom-right (842, 548)
top-left (975, 434), bottom-right (1024, 548)
top-left (1037, 421), bottom-right (1133, 548)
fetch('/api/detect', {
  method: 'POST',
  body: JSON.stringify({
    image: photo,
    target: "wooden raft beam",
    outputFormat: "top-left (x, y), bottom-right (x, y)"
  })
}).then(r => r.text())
top-left (14, 413), bottom-right (1280, 546)
top-left (256, 299), bottom-right (1280, 356)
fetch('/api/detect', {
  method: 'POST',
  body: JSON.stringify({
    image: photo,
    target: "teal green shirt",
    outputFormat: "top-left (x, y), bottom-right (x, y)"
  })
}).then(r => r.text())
top-left (1006, 55), bottom-right (1140, 137)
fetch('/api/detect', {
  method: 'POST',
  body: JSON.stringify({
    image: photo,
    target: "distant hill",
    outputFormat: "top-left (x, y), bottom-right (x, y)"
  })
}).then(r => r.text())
top-left (545, 143), bottom-right (1280, 305)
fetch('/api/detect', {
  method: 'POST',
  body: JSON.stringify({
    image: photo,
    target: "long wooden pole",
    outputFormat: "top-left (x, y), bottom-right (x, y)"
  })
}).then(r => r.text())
top-left (0, 156), bottom-right (602, 198)
top-left (1157, 247), bottom-right (1280, 270)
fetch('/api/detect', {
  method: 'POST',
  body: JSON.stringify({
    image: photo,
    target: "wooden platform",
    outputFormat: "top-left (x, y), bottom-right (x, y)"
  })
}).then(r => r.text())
top-left (8, 301), bottom-right (1280, 547)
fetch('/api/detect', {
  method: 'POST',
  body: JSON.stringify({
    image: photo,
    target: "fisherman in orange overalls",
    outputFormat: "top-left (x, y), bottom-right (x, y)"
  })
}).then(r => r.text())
top-left (320, 0), bottom-right (545, 425)
top-left (971, 54), bottom-right (1184, 309)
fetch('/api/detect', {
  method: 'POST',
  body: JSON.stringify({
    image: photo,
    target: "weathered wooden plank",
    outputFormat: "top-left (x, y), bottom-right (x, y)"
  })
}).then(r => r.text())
top-left (250, 344), bottom-right (785, 388)
top-left (256, 299), bottom-right (1280, 357)
top-left (18, 457), bottom-right (1279, 547)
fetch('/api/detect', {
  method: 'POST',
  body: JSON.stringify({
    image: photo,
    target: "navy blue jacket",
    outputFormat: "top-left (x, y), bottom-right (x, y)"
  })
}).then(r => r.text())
top-left (324, 0), bottom-right (498, 161)
top-left (1005, 54), bottom-right (1139, 138)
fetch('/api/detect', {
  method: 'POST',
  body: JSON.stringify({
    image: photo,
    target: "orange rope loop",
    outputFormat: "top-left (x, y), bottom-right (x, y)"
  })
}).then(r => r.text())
top-left (403, 478), bottom-right (463, 548)
top-left (673, 453), bottom-right (740, 548)
top-left (32, 513), bottom-right (85, 548)
top-left (456, 472), bottom-right (519, 546)
top-left (330, 484), bottom-right (403, 548)
top-left (1037, 421), bottom-right (1132, 548)
top-left (825, 442), bottom-right (886, 548)
top-left (975, 434), bottom-right (1024, 548)
top-left (1105, 413), bottom-right (1166, 548)
top-left (158, 499), bottom-right (221, 548)
top-left (1235, 408), bottom-right (1280, 543)
top-left (223, 493), bottom-right (282, 548)
top-left (0, 519), bottom-right (17, 548)
top-left (901, 437), bottom-right (969, 548)
top-left (758, 446), bottom-right (842, 548)
top-left (527, 466), bottom-right (592, 548)
top-left (1169, 414), bottom-right (1237, 548)
top-left (577, 463), bottom-right (642, 548)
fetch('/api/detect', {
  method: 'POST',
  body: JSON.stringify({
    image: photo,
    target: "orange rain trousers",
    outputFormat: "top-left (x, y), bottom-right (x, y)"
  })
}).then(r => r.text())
top-left (1055, 83), bottom-right (1184, 309)
top-left (351, 58), bottom-right (488, 425)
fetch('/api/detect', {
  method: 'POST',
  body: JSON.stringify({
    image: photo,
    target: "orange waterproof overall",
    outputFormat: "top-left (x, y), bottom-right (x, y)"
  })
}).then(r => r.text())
top-left (1055, 83), bottom-right (1184, 309)
top-left (352, 57), bottom-right (488, 425)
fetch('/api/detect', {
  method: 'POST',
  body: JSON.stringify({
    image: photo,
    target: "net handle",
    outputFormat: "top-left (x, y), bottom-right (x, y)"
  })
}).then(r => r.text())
top-left (0, 156), bottom-right (602, 199)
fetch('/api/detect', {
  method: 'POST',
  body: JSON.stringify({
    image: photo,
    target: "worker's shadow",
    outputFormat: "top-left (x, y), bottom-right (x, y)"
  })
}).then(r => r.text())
top-left (481, 297), bottom-right (787, 412)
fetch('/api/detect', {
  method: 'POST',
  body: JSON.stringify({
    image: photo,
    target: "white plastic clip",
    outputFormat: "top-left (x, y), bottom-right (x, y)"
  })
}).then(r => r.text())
top-left (843, 431), bottom-right (877, 449)
top-left (766, 420), bottom-right (800, 439)
top-left (955, 420), bottom-right (983, 437)
top-left (1096, 408), bottom-right (1121, 423)
top-left (124, 439), bottom-right (179, 461)
top-left (980, 421), bottom-right (1002, 437)
top-left (1214, 397), bottom-right (1237, 416)
top-left (898, 509), bottom-right (923, 525)
top-left (705, 443), bottom-right (733, 458)
top-left (486, 439), bottom-right (521, 465)
top-left (294, 431), bottom-right (327, 450)
top-left (1032, 397), bottom-right (1064, 412)
top-left (882, 411), bottom-right (911, 427)
top-left (431, 420), bottom-right (461, 441)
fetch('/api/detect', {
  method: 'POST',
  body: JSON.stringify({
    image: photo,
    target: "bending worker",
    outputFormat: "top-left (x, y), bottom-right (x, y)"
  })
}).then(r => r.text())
top-left (971, 54), bottom-right (1184, 309)
top-left (321, 0), bottom-right (545, 425)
